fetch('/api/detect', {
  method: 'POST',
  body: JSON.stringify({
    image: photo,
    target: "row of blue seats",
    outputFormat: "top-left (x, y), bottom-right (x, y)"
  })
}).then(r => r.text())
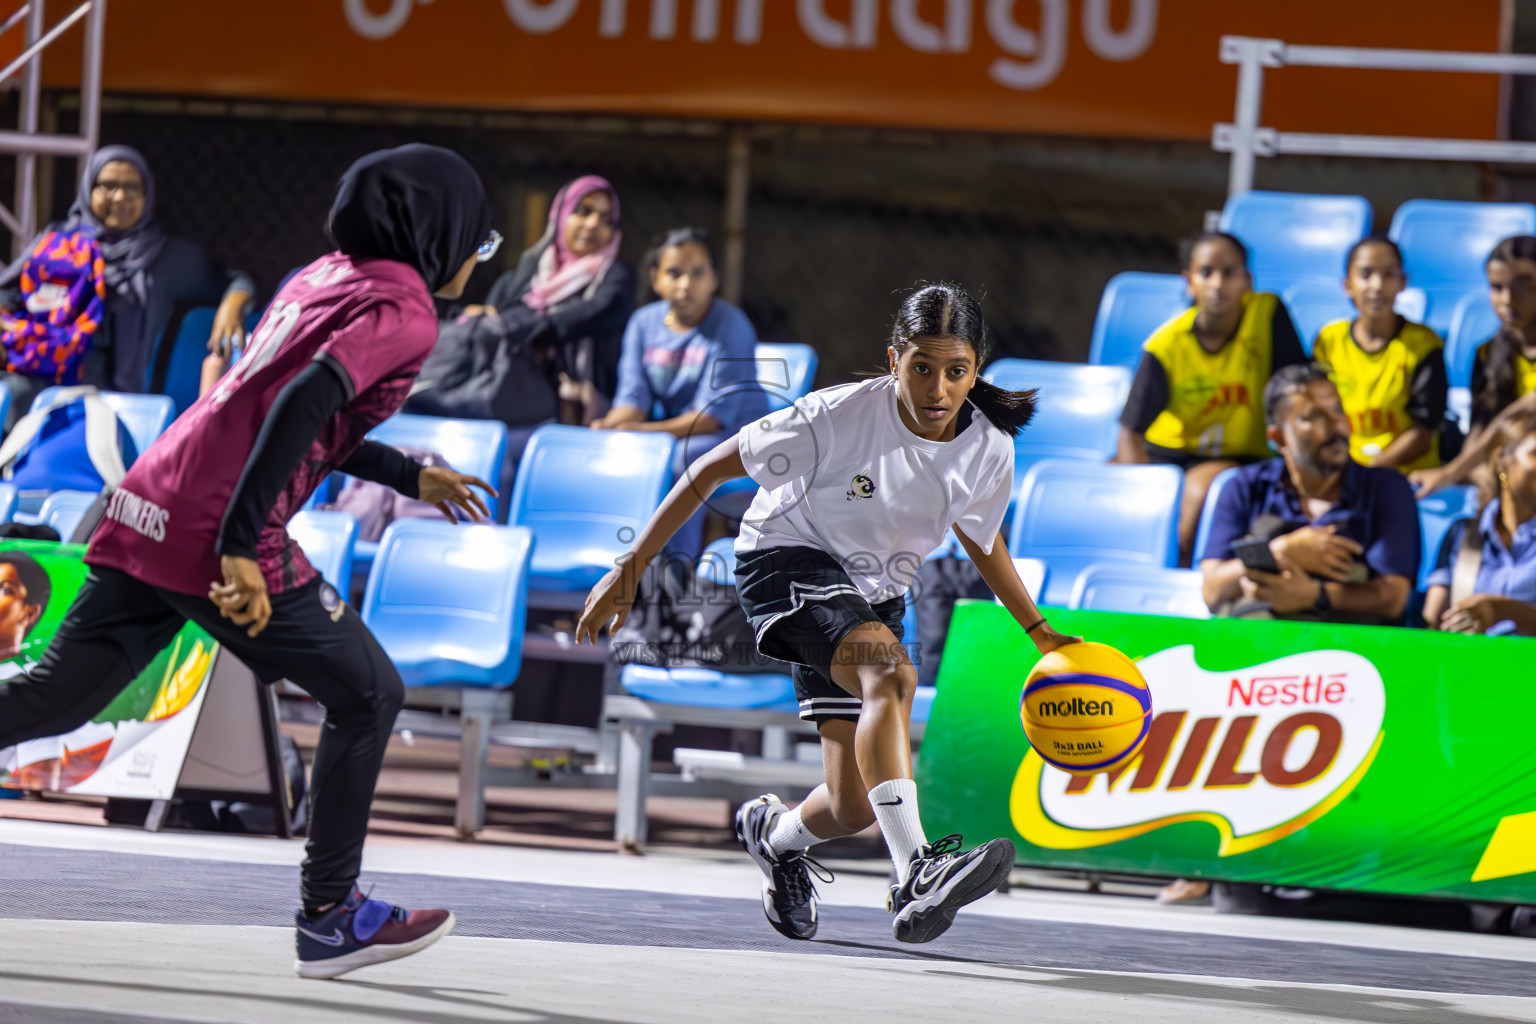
top-left (1090, 193), bottom-right (1530, 381)
top-left (20, 359), bottom-right (1474, 613)
top-left (0, 484), bottom-right (98, 539)
top-left (1095, 270), bottom-right (1498, 390)
top-left (19, 337), bottom-right (816, 489)
top-left (280, 450), bottom-right (1479, 702)
top-left (1009, 458), bottom-right (1474, 604)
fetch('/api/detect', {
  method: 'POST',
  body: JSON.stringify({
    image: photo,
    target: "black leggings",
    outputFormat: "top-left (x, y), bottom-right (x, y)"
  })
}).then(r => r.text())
top-left (0, 566), bottom-right (404, 908)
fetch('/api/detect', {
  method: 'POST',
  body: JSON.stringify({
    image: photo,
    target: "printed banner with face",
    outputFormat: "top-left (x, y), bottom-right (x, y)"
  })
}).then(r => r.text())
top-left (0, 541), bottom-right (217, 801)
top-left (916, 601), bottom-right (1536, 903)
top-left (42, 1), bottom-right (1503, 141)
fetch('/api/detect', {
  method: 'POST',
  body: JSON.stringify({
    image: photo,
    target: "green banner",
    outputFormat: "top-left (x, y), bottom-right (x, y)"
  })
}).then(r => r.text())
top-left (916, 600), bottom-right (1536, 903)
top-left (0, 541), bottom-right (218, 799)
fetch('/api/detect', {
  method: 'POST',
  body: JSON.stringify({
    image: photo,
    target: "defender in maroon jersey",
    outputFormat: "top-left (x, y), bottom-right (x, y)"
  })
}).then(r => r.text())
top-left (0, 144), bottom-right (504, 979)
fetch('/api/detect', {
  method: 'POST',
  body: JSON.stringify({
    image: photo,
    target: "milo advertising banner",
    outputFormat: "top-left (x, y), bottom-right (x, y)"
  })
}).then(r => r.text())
top-left (916, 601), bottom-right (1536, 903)
top-left (0, 541), bottom-right (219, 800)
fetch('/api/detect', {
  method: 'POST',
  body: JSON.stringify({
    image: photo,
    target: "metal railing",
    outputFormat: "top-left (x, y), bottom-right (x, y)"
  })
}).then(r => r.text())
top-left (1214, 35), bottom-right (1536, 198)
top-left (0, 0), bottom-right (105, 255)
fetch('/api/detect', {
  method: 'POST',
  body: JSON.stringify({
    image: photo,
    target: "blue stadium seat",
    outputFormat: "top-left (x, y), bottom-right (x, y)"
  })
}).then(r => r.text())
top-left (1191, 465), bottom-right (1241, 564)
top-left (1389, 200), bottom-right (1536, 335)
top-left (1447, 385), bottom-right (1472, 436)
top-left (1445, 291), bottom-right (1501, 390)
top-left (697, 536), bottom-right (736, 585)
top-left (754, 342), bottom-right (817, 413)
top-left (33, 387), bottom-right (175, 458)
top-left (1282, 284), bottom-right (1428, 344)
top-left (1281, 280), bottom-right (1354, 354)
top-left (989, 557), bottom-right (1049, 608)
top-left (0, 483), bottom-right (17, 524)
top-left (286, 509), bottom-right (358, 594)
top-left (511, 425), bottom-right (674, 602)
top-left (710, 343), bottom-right (820, 502)
top-left (620, 664), bottom-right (798, 712)
top-left (912, 686), bottom-right (936, 725)
top-left (1395, 286), bottom-right (1428, 325)
top-left (899, 592), bottom-right (934, 723)
top-left (1013, 557), bottom-right (1047, 599)
top-left (1069, 563), bottom-right (1211, 619)
top-left (155, 306), bottom-right (263, 414)
top-left (39, 489), bottom-right (99, 542)
top-left (1009, 459), bottom-right (1183, 607)
top-left (1219, 191), bottom-right (1372, 294)
top-left (1417, 486), bottom-right (1479, 591)
top-left (1088, 272), bottom-right (1190, 369)
top-left (343, 414), bottom-right (513, 579)
top-left (366, 414), bottom-right (509, 521)
top-left (362, 520), bottom-right (534, 688)
top-left (983, 360), bottom-right (1132, 481)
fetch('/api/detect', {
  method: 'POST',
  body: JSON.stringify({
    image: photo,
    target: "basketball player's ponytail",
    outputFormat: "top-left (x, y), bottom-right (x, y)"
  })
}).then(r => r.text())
top-left (890, 281), bottom-right (1038, 437)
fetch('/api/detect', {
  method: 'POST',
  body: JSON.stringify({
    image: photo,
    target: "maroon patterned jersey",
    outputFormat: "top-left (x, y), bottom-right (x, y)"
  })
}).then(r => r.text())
top-left (87, 254), bottom-right (438, 595)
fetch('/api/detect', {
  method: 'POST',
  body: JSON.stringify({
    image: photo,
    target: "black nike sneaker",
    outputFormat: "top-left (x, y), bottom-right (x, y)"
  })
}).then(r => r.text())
top-left (887, 834), bottom-right (1014, 944)
top-left (735, 793), bottom-right (831, 940)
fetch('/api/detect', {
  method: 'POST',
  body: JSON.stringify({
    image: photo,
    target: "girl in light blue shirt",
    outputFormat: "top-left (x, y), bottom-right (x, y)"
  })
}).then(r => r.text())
top-left (596, 228), bottom-right (764, 553)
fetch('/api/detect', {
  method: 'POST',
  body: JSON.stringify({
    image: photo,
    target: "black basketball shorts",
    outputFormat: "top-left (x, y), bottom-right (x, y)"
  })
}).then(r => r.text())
top-left (734, 545), bottom-right (910, 725)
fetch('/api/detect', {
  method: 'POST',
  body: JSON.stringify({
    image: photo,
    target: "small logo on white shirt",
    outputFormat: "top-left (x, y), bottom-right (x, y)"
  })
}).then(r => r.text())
top-left (846, 473), bottom-right (876, 501)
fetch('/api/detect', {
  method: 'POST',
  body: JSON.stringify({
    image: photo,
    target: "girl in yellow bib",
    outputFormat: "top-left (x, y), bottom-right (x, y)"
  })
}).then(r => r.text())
top-left (1311, 238), bottom-right (1446, 474)
top-left (1115, 232), bottom-right (1305, 564)
top-left (1413, 235), bottom-right (1536, 496)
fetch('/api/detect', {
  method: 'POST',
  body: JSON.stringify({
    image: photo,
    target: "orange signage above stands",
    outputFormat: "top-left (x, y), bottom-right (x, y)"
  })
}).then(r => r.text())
top-left (58, 0), bottom-right (1505, 140)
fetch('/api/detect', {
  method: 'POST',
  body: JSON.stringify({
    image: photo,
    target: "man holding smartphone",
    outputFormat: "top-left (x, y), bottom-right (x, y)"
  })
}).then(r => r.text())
top-left (1198, 363), bottom-right (1421, 624)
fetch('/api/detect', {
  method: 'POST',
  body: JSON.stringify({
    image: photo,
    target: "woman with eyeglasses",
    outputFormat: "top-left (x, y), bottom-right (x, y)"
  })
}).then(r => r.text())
top-left (0, 145), bottom-right (497, 979)
top-left (460, 175), bottom-right (636, 426)
top-left (0, 146), bottom-right (255, 417)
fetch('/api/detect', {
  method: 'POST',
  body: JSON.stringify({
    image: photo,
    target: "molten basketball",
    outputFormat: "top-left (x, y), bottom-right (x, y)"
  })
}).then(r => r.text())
top-left (1020, 641), bottom-right (1153, 775)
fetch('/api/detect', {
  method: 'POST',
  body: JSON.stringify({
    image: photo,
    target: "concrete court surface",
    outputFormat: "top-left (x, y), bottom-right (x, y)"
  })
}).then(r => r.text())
top-left (1, 819), bottom-right (1534, 1024)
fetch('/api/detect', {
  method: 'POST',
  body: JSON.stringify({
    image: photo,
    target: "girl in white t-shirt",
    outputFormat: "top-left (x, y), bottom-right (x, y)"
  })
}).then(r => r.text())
top-left (577, 282), bottom-right (1081, 945)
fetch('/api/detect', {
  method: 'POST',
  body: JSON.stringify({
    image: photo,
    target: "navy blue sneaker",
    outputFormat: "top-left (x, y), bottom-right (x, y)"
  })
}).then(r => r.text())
top-left (294, 886), bottom-right (455, 979)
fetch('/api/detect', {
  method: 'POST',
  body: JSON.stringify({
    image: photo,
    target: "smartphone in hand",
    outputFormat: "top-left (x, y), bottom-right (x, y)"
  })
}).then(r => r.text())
top-left (1232, 535), bottom-right (1281, 575)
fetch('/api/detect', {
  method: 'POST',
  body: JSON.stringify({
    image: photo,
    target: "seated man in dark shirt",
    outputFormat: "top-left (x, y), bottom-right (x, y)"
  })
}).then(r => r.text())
top-left (1200, 363), bottom-right (1421, 623)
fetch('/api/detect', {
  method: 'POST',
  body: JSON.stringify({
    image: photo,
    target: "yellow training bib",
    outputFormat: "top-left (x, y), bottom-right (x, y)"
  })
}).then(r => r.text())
top-left (1142, 291), bottom-right (1279, 459)
top-left (1313, 318), bottom-right (1442, 473)
top-left (1478, 341), bottom-right (1536, 400)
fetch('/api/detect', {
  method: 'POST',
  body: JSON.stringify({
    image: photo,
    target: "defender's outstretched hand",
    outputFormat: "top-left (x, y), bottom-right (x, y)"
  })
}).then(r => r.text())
top-left (418, 466), bottom-right (495, 523)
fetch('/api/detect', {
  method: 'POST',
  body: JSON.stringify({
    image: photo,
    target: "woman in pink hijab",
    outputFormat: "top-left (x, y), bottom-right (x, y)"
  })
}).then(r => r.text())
top-left (465, 175), bottom-right (635, 424)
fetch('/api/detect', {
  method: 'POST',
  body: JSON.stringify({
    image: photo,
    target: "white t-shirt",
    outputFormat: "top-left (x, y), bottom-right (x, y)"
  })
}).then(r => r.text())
top-left (735, 375), bottom-right (1015, 602)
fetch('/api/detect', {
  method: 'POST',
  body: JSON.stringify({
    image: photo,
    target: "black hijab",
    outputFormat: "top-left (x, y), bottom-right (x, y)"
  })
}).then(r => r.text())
top-left (328, 144), bottom-right (492, 293)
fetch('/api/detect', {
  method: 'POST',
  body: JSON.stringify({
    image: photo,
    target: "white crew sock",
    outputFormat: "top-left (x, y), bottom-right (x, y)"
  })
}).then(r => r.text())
top-left (766, 805), bottom-right (824, 856)
top-left (868, 778), bottom-right (926, 883)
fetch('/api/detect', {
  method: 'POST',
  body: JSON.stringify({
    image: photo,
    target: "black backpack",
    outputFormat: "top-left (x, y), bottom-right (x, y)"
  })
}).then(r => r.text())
top-left (611, 559), bottom-right (786, 675)
top-left (406, 311), bottom-right (558, 427)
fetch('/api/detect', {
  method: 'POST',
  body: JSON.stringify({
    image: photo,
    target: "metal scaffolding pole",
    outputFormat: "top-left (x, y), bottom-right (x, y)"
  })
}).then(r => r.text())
top-left (1214, 35), bottom-right (1536, 198)
top-left (14, 0), bottom-right (43, 249)
top-left (0, 0), bottom-right (107, 256)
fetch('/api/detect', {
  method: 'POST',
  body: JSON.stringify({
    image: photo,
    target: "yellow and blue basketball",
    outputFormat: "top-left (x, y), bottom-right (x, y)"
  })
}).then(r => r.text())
top-left (1020, 641), bottom-right (1153, 775)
